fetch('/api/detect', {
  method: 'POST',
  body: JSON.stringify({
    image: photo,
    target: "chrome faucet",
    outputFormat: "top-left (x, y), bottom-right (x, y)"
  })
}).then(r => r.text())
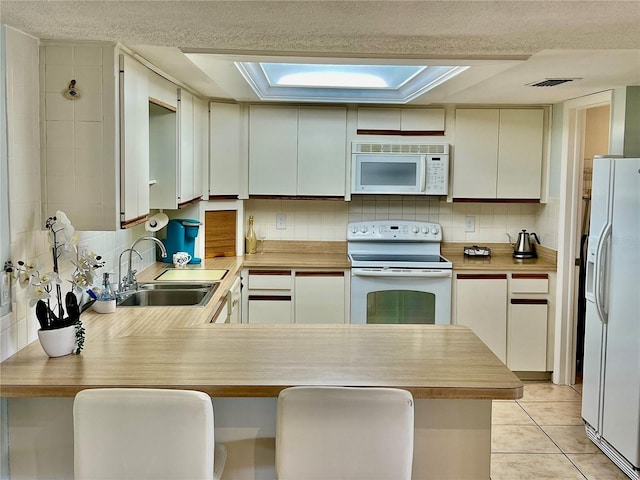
top-left (118, 236), bottom-right (168, 293)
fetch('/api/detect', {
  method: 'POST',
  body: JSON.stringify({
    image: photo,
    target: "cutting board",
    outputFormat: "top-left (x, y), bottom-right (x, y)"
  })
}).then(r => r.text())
top-left (155, 269), bottom-right (229, 281)
top-left (205, 211), bottom-right (237, 258)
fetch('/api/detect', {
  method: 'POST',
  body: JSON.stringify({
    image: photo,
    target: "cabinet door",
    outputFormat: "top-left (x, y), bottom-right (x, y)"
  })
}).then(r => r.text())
top-left (455, 274), bottom-right (507, 362)
top-left (508, 300), bottom-right (548, 371)
top-left (452, 109), bottom-right (500, 199)
top-left (497, 109), bottom-right (544, 199)
top-left (297, 107), bottom-right (347, 196)
top-left (120, 54), bottom-right (150, 225)
top-left (401, 109), bottom-right (445, 131)
top-left (249, 105), bottom-right (298, 195)
top-left (178, 89), bottom-right (195, 203)
top-left (149, 101), bottom-right (178, 209)
top-left (248, 297), bottom-right (293, 324)
top-left (192, 96), bottom-right (208, 201)
top-left (210, 102), bottom-right (242, 196)
top-left (295, 272), bottom-right (346, 324)
top-left (357, 108), bottom-right (401, 130)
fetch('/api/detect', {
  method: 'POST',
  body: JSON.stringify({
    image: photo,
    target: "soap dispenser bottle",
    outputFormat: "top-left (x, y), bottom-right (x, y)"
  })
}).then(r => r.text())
top-left (101, 272), bottom-right (115, 301)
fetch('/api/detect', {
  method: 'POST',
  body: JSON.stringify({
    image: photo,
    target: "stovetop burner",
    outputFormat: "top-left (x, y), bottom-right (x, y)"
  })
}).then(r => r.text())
top-left (347, 221), bottom-right (451, 269)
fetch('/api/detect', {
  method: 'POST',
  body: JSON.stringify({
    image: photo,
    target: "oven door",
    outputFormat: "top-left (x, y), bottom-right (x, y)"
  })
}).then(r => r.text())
top-left (350, 268), bottom-right (452, 325)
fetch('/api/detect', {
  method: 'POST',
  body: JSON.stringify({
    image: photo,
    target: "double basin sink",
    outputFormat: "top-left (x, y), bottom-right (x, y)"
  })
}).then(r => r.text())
top-left (116, 282), bottom-right (219, 307)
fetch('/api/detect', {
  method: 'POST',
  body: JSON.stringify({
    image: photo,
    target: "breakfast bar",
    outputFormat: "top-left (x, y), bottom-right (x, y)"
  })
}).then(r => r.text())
top-left (1, 319), bottom-right (522, 480)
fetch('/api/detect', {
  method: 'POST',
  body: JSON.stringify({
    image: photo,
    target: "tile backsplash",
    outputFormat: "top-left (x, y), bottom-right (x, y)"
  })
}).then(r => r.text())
top-left (246, 196), bottom-right (554, 245)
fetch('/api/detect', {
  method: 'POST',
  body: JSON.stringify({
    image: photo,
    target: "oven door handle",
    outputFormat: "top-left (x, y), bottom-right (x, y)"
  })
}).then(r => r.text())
top-left (352, 269), bottom-right (452, 278)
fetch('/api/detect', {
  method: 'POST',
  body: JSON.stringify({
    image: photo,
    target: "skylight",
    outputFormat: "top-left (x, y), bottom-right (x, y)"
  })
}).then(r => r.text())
top-left (261, 64), bottom-right (425, 89)
top-left (234, 62), bottom-right (468, 103)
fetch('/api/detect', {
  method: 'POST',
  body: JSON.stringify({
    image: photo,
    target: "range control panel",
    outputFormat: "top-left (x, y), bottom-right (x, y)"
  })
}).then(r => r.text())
top-left (347, 221), bottom-right (442, 242)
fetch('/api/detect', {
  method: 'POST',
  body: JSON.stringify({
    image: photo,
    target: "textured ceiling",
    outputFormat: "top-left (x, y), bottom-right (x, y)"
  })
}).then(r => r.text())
top-left (2, 1), bottom-right (639, 104)
top-left (3, 1), bottom-right (639, 55)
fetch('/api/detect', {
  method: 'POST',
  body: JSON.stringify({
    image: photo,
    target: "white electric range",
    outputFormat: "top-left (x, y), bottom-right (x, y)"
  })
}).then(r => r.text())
top-left (347, 220), bottom-right (452, 324)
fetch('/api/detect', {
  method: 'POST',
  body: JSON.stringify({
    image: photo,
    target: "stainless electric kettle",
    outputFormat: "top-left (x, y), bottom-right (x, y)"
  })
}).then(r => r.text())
top-left (507, 229), bottom-right (540, 259)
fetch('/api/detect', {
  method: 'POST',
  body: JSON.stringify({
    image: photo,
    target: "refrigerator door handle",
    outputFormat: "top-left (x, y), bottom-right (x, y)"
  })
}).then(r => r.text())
top-left (594, 222), bottom-right (612, 325)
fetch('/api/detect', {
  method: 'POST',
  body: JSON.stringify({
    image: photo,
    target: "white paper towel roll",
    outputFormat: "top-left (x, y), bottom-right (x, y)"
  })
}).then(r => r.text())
top-left (145, 212), bottom-right (169, 232)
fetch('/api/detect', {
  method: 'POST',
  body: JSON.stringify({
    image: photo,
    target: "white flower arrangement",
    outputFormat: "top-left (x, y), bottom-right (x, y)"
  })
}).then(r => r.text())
top-left (14, 211), bottom-right (105, 354)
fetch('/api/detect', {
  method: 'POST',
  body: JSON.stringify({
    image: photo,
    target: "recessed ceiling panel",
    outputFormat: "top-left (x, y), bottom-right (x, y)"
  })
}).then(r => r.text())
top-left (233, 61), bottom-right (468, 103)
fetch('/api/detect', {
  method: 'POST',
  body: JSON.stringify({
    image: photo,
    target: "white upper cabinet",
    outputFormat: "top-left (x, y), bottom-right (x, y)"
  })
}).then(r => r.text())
top-left (249, 105), bottom-right (347, 196)
top-left (452, 108), bottom-right (544, 200)
top-left (192, 96), bottom-right (208, 201)
top-left (209, 102), bottom-right (242, 196)
top-left (452, 109), bottom-right (500, 199)
top-left (178, 89), bottom-right (196, 203)
top-left (119, 53), bottom-right (150, 226)
top-left (40, 44), bottom-right (157, 230)
top-left (249, 105), bottom-right (298, 195)
top-left (297, 107), bottom-right (347, 196)
top-left (496, 109), bottom-right (544, 199)
top-left (148, 70), bottom-right (178, 109)
top-left (148, 72), bottom-right (178, 211)
top-left (150, 87), bottom-right (206, 209)
top-left (357, 108), bottom-right (445, 132)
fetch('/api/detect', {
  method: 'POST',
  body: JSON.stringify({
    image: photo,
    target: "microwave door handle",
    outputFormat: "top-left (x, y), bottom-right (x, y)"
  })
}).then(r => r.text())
top-left (421, 157), bottom-right (427, 192)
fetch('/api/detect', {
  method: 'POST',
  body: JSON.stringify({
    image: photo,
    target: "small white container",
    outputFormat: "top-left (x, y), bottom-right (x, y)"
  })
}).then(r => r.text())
top-left (93, 299), bottom-right (116, 314)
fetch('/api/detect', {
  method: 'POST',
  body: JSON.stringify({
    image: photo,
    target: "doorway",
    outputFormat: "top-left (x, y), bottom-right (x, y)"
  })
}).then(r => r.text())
top-left (554, 90), bottom-right (612, 386)
top-left (574, 105), bottom-right (610, 380)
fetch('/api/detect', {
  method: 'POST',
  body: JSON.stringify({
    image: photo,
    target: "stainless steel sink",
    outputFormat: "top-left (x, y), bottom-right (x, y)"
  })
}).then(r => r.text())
top-left (116, 282), bottom-right (218, 307)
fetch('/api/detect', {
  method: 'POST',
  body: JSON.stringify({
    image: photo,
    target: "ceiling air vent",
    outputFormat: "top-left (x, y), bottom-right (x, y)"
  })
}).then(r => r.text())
top-left (526, 78), bottom-right (581, 87)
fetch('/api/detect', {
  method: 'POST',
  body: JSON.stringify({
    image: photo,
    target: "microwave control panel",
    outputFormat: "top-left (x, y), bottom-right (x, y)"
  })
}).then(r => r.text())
top-left (425, 154), bottom-right (449, 195)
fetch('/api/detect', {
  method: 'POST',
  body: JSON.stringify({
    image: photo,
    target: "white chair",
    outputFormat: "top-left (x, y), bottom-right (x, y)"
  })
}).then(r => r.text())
top-left (276, 386), bottom-right (414, 480)
top-left (73, 388), bottom-right (226, 480)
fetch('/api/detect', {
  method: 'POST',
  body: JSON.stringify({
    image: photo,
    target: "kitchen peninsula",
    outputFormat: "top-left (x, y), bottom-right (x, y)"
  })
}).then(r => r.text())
top-left (1, 256), bottom-right (522, 480)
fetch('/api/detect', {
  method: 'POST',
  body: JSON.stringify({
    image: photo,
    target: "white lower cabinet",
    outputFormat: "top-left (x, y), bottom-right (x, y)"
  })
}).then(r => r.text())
top-left (248, 297), bottom-right (293, 324)
top-left (244, 269), bottom-right (348, 324)
top-left (508, 300), bottom-right (548, 371)
top-left (295, 272), bottom-right (346, 324)
top-left (455, 274), bottom-right (508, 363)
top-left (246, 270), bottom-right (293, 324)
top-left (454, 271), bottom-right (553, 371)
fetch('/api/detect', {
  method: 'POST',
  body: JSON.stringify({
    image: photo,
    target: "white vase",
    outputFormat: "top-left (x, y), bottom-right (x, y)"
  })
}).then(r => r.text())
top-left (38, 324), bottom-right (77, 357)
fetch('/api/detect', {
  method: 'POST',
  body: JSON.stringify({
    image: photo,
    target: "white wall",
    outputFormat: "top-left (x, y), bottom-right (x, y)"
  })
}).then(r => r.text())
top-left (0, 27), bottom-right (155, 362)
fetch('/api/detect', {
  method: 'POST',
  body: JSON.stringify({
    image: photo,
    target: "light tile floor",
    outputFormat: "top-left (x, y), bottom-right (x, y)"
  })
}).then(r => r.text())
top-left (491, 382), bottom-right (629, 480)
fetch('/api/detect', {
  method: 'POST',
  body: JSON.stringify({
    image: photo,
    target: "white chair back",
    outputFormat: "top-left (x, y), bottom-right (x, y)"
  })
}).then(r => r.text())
top-left (73, 388), bottom-right (226, 480)
top-left (276, 386), bottom-right (414, 480)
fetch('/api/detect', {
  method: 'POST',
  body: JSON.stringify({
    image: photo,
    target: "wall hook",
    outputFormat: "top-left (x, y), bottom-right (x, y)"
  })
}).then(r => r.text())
top-left (63, 79), bottom-right (81, 100)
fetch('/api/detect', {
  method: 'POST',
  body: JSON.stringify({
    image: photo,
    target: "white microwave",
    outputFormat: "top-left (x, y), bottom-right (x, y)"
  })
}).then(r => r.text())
top-left (351, 143), bottom-right (449, 195)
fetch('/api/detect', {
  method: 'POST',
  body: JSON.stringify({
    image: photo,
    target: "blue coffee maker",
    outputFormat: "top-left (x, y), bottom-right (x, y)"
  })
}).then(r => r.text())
top-left (162, 219), bottom-right (202, 264)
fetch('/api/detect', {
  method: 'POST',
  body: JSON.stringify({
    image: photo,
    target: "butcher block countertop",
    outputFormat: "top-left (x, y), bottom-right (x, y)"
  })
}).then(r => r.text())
top-left (0, 323), bottom-right (522, 400)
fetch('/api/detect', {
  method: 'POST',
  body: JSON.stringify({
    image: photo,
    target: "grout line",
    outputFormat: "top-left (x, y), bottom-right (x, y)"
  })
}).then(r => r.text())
top-left (491, 384), bottom-right (590, 480)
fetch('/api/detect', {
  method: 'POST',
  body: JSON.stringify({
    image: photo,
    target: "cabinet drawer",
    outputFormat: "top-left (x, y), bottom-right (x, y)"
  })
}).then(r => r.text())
top-left (248, 296), bottom-right (293, 324)
top-left (248, 270), bottom-right (292, 290)
top-left (510, 274), bottom-right (549, 294)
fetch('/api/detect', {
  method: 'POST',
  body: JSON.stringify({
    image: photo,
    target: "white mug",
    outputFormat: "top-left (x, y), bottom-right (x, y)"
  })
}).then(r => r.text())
top-left (172, 252), bottom-right (192, 268)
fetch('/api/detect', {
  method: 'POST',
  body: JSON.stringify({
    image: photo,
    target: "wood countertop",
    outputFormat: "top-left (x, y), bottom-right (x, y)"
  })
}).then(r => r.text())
top-left (0, 324), bottom-right (522, 400)
top-left (243, 240), bottom-right (350, 269)
top-left (442, 243), bottom-right (557, 272)
top-left (0, 243), bottom-right (526, 400)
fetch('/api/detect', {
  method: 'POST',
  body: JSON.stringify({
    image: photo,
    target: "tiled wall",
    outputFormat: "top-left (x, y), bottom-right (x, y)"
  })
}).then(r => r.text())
top-left (246, 196), bottom-right (551, 244)
top-left (0, 29), bottom-right (155, 362)
top-left (40, 43), bottom-right (117, 230)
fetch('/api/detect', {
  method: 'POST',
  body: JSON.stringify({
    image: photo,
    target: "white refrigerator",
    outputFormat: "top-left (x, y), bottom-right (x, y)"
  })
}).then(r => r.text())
top-left (582, 157), bottom-right (640, 479)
